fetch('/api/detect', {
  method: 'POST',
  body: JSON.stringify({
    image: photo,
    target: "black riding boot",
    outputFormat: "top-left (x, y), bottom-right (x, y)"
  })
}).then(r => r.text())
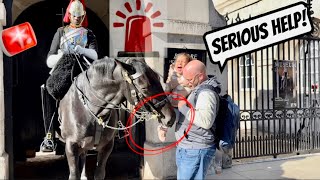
top-left (40, 84), bottom-right (57, 152)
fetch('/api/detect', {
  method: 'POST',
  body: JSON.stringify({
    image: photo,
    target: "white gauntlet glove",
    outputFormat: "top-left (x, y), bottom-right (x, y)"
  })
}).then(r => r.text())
top-left (46, 49), bottom-right (64, 68)
top-left (74, 45), bottom-right (98, 60)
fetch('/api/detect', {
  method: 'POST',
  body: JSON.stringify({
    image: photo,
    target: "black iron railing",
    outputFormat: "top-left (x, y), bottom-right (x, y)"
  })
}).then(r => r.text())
top-left (229, 38), bottom-right (320, 159)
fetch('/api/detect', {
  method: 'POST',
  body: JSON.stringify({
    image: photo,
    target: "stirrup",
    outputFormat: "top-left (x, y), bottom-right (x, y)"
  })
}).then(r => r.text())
top-left (40, 133), bottom-right (56, 152)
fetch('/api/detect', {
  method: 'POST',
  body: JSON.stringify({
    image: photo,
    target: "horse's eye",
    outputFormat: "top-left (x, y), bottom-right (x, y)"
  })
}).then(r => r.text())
top-left (134, 76), bottom-right (150, 87)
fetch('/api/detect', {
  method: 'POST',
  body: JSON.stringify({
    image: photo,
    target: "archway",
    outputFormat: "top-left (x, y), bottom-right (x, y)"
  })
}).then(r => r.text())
top-left (11, 1), bottom-right (142, 178)
top-left (12, 0), bottom-right (109, 160)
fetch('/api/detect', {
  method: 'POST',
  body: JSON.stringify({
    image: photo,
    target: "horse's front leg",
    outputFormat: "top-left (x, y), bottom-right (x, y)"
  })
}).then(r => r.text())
top-left (94, 139), bottom-right (114, 180)
top-left (79, 151), bottom-right (87, 179)
top-left (66, 140), bottom-right (80, 180)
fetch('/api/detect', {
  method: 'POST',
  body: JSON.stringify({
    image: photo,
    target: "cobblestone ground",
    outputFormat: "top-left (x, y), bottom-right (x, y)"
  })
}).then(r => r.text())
top-left (14, 151), bottom-right (140, 180)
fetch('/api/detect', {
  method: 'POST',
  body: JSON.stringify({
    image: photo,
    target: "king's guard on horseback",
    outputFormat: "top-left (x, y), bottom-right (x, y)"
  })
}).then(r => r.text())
top-left (40, 0), bottom-right (98, 152)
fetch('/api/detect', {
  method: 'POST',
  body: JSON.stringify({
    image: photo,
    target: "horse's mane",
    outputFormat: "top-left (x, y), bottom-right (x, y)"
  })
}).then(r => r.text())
top-left (90, 57), bottom-right (116, 79)
top-left (89, 57), bottom-right (160, 84)
top-left (145, 65), bottom-right (160, 81)
top-left (129, 59), bottom-right (160, 81)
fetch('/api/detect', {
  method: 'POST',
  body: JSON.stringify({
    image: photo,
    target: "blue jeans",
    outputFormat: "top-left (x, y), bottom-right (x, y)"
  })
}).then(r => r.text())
top-left (176, 146), bottom-right (216, 180)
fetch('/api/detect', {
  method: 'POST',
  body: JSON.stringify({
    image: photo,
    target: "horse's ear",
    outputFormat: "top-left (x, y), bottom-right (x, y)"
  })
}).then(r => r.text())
top-left (114, 58), bottom-right (136, 75)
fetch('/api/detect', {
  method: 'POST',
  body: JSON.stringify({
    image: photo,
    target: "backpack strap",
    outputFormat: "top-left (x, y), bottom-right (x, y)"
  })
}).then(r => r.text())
top-left (194, 84), bottom-right (221, 127)
top-left (194, 84), bottom-right (220, 106)
top-left (194, 84), bottom-right (221, 146)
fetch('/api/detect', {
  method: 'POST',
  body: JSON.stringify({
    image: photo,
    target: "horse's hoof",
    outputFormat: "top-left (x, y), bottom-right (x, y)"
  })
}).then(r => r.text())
top-left (69, 175), bottom-right (80, 180)
top-left (80, 175), bottom-right (88, 180)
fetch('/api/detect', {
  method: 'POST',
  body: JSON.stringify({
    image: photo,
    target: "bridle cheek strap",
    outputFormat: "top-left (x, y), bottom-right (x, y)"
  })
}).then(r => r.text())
top-left (122, 70), bottom-right (165, 119)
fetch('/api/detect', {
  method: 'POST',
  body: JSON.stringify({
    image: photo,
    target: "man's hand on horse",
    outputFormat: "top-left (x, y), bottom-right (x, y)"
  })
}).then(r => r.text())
top-left (178, 100), bottom-right (186, 108)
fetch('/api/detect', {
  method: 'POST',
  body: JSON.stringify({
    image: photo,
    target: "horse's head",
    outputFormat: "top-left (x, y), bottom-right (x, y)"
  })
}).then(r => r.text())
top-left (116, 58), bottom-right (175, 127)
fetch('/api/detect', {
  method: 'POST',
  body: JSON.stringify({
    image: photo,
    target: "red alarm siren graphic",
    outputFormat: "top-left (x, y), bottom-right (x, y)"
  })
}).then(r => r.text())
top-left (0, 22), bottom-right (37, 57)
top-left (113, 0), bottom-right (164, 52)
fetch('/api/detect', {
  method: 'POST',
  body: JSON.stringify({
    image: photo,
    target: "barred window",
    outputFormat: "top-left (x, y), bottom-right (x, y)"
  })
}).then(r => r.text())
top-left (240, 54), bottom-right (255, 89)
top-left (299, 41), bottom-right (320, 91)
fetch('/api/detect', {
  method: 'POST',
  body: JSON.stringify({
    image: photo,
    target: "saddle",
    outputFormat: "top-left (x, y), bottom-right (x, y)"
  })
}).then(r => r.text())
top-left (46, 54), bottom-right (89, 100)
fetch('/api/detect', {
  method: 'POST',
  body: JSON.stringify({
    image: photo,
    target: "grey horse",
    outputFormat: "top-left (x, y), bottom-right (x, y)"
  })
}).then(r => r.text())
top-left (58, 57), bottom-right (175, 179)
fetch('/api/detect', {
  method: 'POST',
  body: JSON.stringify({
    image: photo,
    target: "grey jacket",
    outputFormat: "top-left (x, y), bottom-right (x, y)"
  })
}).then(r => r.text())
top-left (175, 77), bottom-right (221, 149)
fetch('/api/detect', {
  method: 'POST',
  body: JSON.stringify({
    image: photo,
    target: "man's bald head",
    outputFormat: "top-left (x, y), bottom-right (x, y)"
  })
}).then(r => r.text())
top-left (183, 60), bottom-right (206, 76)
top-left (182, 60), bottom-right (208, 89)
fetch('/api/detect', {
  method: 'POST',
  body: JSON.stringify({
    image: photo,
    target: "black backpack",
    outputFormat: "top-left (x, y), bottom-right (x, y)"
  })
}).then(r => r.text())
top-left (194, 84), bottom-right (240, 151)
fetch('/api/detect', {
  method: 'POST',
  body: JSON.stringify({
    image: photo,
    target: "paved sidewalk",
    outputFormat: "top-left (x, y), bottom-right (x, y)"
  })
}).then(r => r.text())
top-left (206, 153), bottom-right (320, 179)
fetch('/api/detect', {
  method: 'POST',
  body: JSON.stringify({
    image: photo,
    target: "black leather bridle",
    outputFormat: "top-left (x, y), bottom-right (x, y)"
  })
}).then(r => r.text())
top-left (122, 69), bottom-right (167, 120)
top-left (74, 65), bottom-right (169, 129)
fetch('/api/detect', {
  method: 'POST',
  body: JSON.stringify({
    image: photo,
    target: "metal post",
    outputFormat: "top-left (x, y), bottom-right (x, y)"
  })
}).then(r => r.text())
top-left (56, 8), bottom-right (65, 27)
top-left (0, 1), bottom-right (9, 179)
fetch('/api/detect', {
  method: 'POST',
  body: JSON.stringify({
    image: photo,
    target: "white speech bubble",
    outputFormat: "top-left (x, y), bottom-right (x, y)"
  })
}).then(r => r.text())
top-left (204, 2), bottom-right (312, 70)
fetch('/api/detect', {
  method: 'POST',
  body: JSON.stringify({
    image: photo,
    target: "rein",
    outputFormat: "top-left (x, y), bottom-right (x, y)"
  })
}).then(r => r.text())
top-left (74, 74), bottom-right (152, 130)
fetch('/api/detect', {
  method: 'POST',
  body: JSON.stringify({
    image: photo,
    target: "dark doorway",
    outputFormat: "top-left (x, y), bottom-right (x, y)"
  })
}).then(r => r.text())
top-left (12, 1), bottom-right (142, 178)
top-left (12, 0), bottom-right (109, 160)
